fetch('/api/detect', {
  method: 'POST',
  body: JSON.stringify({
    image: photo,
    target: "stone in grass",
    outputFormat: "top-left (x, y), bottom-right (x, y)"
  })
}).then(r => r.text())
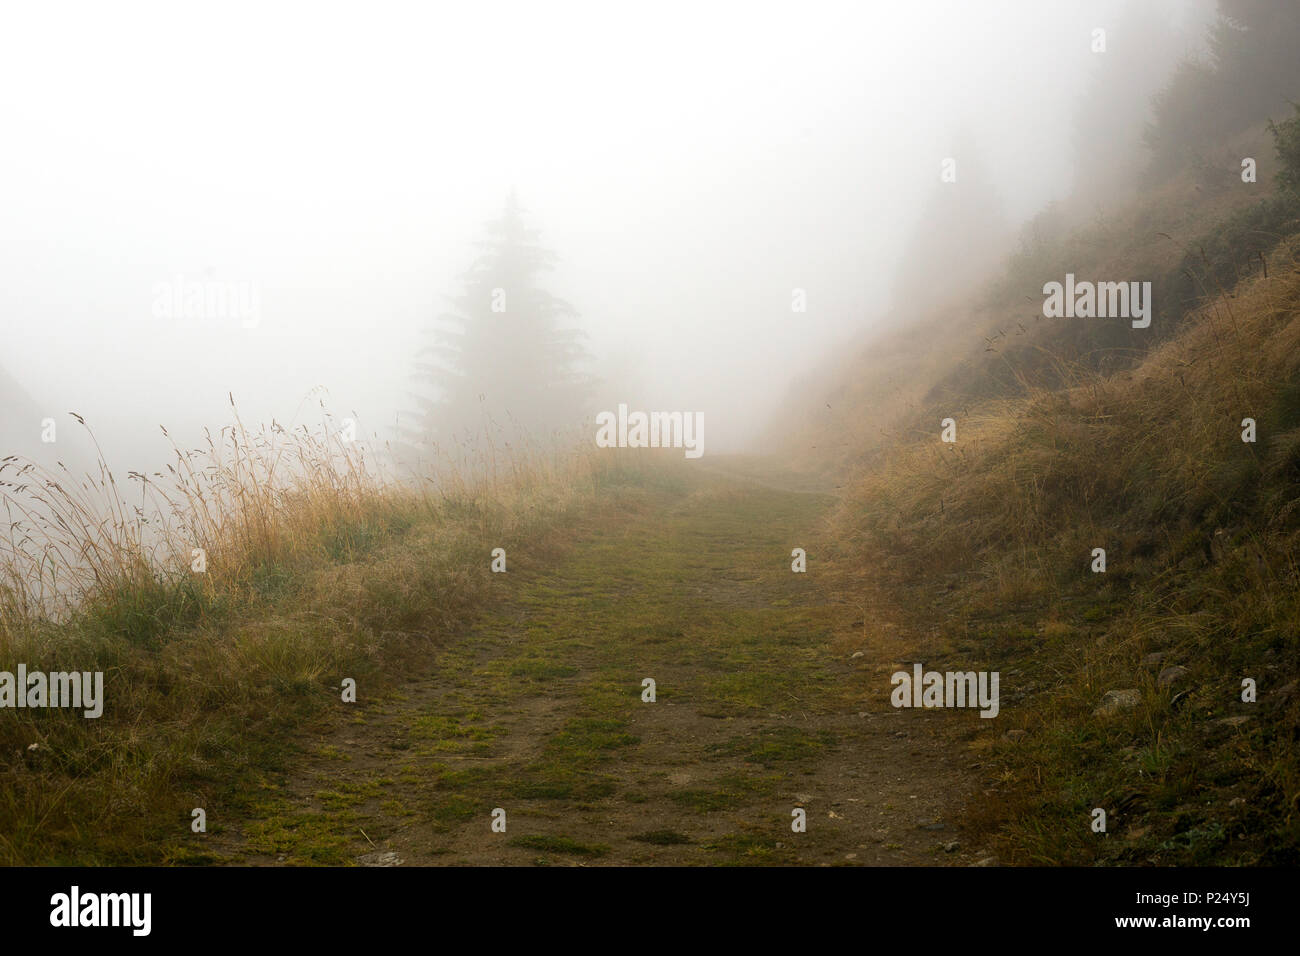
top-left (356, 851), bottom-right (403, 867)
top-left (1157, 665), bottom-right (1189, 688)
top-left (1094, 689), bottom-right (1141, 717)
top-left (1141, 652), bottom-right (1166, 669)
top-left (1211, 715), bottom-right (1254, 729)
top-left (1268, 680), bottom-right (1297, 710)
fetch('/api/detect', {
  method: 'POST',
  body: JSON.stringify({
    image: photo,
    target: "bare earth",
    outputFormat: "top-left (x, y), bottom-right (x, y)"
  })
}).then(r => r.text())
top-left (213, 460), bottom-right (990, 866)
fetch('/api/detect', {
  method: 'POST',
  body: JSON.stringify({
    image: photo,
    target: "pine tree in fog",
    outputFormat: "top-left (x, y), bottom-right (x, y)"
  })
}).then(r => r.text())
top-left (1144, 0), bottom-right (1300, 174)
top-left (890, 135), bottom-right (1009, 314)
top-left (399, 192), bottom-right (592, 465)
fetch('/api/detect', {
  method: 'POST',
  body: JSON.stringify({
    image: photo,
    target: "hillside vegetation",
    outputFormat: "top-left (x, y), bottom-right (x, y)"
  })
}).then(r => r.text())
top-left (786, 108), bottom-right (1300, 864)
top-left (0, 413), bottom-right (659, 863)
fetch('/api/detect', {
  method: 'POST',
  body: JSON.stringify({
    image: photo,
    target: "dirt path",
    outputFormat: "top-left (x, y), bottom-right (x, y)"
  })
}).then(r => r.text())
top-left (214, 462), bottom-right (988, 866)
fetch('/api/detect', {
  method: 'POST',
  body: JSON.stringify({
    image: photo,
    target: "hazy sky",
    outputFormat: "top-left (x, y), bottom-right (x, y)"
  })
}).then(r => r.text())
top-left (0, 0), bottom-right (1214, 463)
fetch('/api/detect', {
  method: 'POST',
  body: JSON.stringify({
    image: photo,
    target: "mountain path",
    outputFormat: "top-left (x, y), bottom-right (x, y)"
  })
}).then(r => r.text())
top-left (213, 461), bottom-right (986, 866)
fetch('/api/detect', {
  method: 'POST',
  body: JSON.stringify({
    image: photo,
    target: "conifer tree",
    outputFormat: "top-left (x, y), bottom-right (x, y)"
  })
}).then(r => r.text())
top-left (399, 192), bottom-right (591, 464)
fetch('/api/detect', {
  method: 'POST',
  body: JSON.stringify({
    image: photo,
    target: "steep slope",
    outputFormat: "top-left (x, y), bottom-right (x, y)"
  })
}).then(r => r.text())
top-left (776, 116), bottom-right (1300, 863)
top-left (772, 122), bottom-right (1289, 474)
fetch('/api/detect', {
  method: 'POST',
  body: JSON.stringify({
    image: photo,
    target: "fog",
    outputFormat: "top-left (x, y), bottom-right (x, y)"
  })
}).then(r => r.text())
top-left (0, 0), bottom-right (1216, 468)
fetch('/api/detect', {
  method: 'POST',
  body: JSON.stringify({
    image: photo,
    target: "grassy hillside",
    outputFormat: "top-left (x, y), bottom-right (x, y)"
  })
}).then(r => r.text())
top-left (775, 122), bottom-right (1294, 471)
top-left (789, 114), bottom-right (1300, 864)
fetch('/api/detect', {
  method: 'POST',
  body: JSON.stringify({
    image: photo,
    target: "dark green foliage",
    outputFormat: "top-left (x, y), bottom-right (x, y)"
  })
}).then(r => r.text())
top-left (1144, 0), bottom-right (1300, 175)
top-left (1269, 101), bottom-right (1300, 195)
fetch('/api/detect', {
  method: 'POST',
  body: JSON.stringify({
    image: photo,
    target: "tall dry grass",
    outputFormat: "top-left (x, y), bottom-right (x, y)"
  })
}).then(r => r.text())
top-left (825, 235), bottom-right (1300, 864)
top-left (0, 398), bottom-right (640, 864)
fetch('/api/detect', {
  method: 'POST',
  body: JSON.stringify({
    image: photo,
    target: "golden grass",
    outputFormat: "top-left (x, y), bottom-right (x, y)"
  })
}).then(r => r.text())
top-left (0, 399), bottom-right (644, 864)
top-left (821, 230), bottom-right (1300, 864)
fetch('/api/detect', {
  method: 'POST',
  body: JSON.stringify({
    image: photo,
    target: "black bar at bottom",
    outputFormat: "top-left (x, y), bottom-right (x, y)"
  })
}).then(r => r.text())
top-left (0, 865), bottom-right (1275, 942)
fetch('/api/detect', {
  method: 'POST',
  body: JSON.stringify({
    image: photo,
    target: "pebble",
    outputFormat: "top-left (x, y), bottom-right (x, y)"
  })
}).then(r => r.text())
top-left (1212, 715), bottom-right (1254, 728)
top-left (1157, 665), bottom-right (1189, 688)
top-left (1094, 688), bottom-right (1140, 716)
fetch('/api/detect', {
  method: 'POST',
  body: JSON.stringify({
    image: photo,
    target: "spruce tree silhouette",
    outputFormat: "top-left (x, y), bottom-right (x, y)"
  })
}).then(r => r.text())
top-left (891, 135), bottom-right (1008, 315)
top-left (399, 192), bottom-right (592, 469)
